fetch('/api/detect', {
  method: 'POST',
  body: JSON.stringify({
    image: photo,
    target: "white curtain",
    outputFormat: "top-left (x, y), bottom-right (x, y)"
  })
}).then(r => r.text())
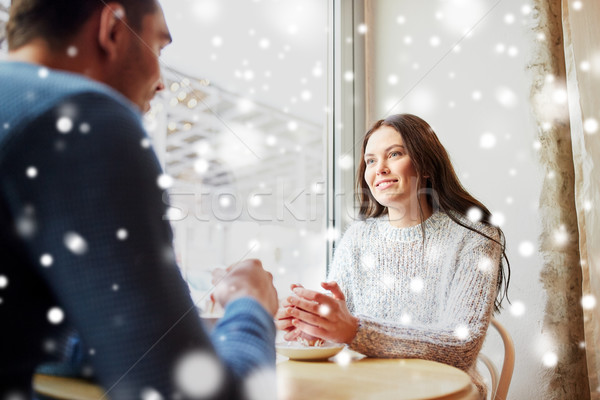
top-left (562, 0), bottom-right (600, 397)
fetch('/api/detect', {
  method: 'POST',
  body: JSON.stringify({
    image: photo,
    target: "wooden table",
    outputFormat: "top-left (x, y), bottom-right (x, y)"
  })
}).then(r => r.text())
top-left (277, 356), bottom-right (478, 400)
top-left (33, 374), bottom-right (105, 400)
top-left (33, 357), bottom-right (478, 400)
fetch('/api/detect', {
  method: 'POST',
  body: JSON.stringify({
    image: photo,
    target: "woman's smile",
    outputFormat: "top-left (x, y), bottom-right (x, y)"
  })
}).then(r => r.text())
top-left (375, 179), bottom-right (398, 190)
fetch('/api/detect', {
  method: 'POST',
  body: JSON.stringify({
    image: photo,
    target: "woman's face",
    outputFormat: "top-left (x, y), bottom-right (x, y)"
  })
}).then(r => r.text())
top-left (363, 125), bottom-right (421, 213)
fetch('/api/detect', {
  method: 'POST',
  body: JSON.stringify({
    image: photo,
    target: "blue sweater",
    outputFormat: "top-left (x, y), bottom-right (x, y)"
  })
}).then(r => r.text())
top-left (0, 61), bottom-right (276, 399)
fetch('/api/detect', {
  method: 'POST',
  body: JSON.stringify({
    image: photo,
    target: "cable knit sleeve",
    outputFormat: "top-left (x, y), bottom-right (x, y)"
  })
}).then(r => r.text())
top-left (349, 223), bottom-right (502, 373)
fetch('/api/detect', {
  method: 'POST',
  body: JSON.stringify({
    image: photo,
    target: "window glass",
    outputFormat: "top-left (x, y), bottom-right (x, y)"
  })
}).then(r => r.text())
top-left (149, 0), bottom-right (330, 310)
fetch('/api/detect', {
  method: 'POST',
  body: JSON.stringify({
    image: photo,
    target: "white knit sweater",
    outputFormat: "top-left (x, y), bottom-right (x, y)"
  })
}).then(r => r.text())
top-left (328, 211), bottom-right (501, 397)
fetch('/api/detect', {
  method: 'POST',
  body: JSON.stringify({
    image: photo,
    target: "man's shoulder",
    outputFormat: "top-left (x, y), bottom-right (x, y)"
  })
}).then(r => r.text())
top-left (0, 62), bottom-right (138, 133)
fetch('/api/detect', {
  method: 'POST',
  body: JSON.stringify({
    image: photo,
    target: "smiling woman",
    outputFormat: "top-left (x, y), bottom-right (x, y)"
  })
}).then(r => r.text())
top-left (277, 113), bottom-right (510, 399)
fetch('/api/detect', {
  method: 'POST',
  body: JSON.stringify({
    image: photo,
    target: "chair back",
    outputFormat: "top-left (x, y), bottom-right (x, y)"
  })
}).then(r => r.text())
top-left (479, 318), bottom-right (515, 400)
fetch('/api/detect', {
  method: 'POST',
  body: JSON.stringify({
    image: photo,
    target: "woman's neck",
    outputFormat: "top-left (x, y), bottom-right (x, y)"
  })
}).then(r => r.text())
top-left (387, 200), bottom-right (433, 228)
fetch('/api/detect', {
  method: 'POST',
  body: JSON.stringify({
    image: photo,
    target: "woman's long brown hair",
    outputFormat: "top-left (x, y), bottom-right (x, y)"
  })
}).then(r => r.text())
top-left (356, 114), bottom-right (510, 312)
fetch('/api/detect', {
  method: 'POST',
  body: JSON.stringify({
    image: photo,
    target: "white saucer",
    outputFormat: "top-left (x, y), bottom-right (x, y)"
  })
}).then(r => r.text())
top-left (276, 341), bottom-right (345, 361)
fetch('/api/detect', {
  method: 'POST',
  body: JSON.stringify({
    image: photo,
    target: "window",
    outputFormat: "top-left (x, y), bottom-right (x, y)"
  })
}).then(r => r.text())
top-left (149, 0), bottom-right (340, 309)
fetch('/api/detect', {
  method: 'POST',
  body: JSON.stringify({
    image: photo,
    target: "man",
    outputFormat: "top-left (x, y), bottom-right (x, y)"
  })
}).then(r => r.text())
top-left (0, 1), bottom-right (278, 398)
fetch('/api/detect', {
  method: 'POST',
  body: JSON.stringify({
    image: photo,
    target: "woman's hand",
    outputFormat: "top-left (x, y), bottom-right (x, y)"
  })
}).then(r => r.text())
top-left (284, 281), bottom-right (359, 344)
top-left (274, 295), bottom-right (295, 333)
top-left (275, 285), bottom-right (323, 344)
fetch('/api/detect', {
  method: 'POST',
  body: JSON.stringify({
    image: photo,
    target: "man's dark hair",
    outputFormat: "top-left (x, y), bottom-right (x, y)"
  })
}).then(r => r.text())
top-left (7, 0), bottom-right (157, 50)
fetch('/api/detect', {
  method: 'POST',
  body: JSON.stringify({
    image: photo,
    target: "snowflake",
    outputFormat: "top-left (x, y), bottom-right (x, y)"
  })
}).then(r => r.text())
top-left (410, 277), bottom-right (424, 293)
top-left (26, 166), bottom-right (38, 178)
top-left (64, 231), bottom-right (88, 255)
top-left (38, 68), bottom-right (49, 79)
top-left (581, 294), bottom-right (596, 310)
top-left (580, 61), bottom-right (591, 71)
top-left (56, 117), bottom-right (73, 134)
top-left (467, 207), bottom-right (482, 223)
top-left (503, 14), bottom-right (515, 24)
top-left (116, 228), bottom-right (128, 240)
top-left (495, 87), bottom-right (517, 108)
top-left (542, 351), bottom-right (558, 367)
top-left (141, 138), bottom-right (151, 148)
top-left (454, 325), bottom-right (469, 340)
top-left (249, 193), bottom-right (262, 207)
top-left (518, 241), bottom-right (534, 257)
top-left (400, 313), bottom-right (412, 325)
top-left (157, 173), bottom-right (174, 189)
top-left (553, 226), bottom-right (568, 246)
top-left (48, 307), bottom-right (65, 324)
top-left (265, 135), bottom-right (277, 146)
top-left (16, 215), bottom-right (37, 238)
top-left (339, 154), bottom-right (353, 170)
top-left (166, 207), bottom-right (184, 221)
top-left (510, 301), bottom-right (526, 317)
top-left (319, 304), bottom-right (331, 316)
top-left (174, 351), bottom-right (224, 398)
top-left (44, 339), bottom-right (57, 353)
top-left (479, 132), bottom-right (496, 149)
top-left (300, 90), bottom-right (312, 101)
top-left (584, 118), bottom-right (598, 134)
top-left (219, 195), bottom-right (232, 208)
top-left (79, 123), bottom-right (91, 134)
top-left (325, 227), bottom-right (339, 241)
top-left (258, 38), bottom-right (270, 49)
top-left (332, 350), bottom-right (352, 367)
top-left (140, 387), bottom-right (163, 400)
top-left (40, 254), bottom-right (54, 267)
top-left (212, 36), bottom-right (223, 47)
top-left (243, 368), bottom-right (277, 400)
top-left (67, 46), bottom-right (78, 57)
top-left (490, 212), bottom-right (505, 227)
top-left (247, 239), bottom-right (260, 251)
top-left (477, 257), bottom-right (493, 273)
top-left (312, 63), bottom-right (323, 78)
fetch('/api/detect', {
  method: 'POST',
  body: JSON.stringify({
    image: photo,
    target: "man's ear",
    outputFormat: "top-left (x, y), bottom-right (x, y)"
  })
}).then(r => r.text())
top-left (98, 3), bottom-right (127, 60)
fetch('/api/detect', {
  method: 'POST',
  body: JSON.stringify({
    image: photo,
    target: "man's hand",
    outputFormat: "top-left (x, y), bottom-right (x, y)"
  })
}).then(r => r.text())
top-left (211, 259), bottom-right (278, 315)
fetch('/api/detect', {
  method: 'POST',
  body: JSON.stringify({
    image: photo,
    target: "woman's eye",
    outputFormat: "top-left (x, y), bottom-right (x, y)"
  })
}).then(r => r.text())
top-left (366, 159), bottom-right (374, 165)
top-left (390, 152), bottom-right (400, 157)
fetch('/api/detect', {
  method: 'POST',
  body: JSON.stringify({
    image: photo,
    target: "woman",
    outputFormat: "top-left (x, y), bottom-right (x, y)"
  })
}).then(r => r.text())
top-left (276, 114), bottom-right (510, 397)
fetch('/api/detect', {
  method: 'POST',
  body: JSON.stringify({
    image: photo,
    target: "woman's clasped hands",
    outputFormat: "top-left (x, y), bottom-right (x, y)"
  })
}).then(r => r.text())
top-left (275, 281), bottom-right (359, 345)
